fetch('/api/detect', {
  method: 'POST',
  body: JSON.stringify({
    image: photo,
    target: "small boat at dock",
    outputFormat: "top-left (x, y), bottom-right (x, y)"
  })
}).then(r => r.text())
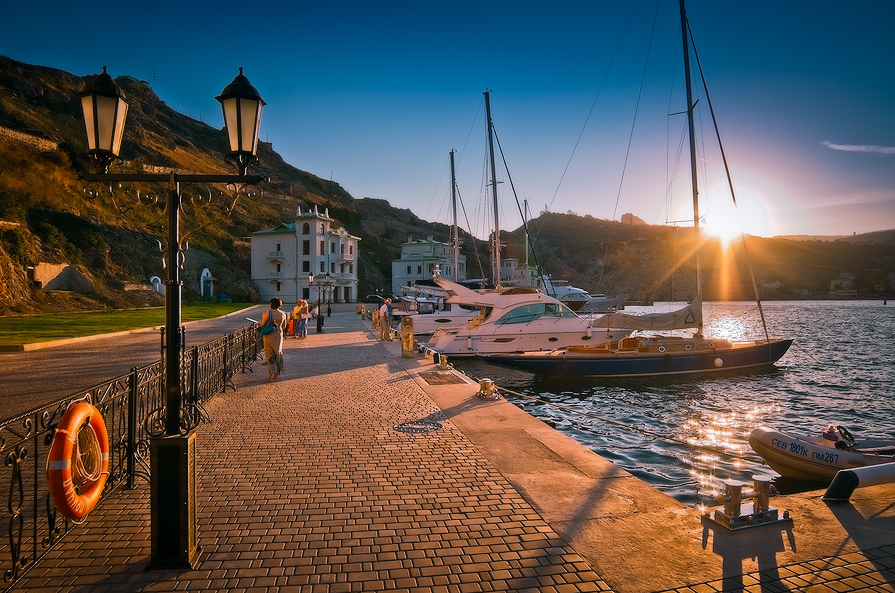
top-left (749, 425), bottom-right (895, 482)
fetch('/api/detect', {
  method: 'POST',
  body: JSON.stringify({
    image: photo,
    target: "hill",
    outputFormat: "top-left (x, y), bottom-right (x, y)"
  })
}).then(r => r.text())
top-left (0, 56), bottom-right (478, 314)
top-left (507, 212), bottom-right (895, 302)
top-left (1, 56), bottom-right (893, 314)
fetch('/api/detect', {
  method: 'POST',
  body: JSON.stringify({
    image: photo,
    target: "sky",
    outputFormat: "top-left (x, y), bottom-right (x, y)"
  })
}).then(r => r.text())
top-left (3, 0), bottom-right (894, 239)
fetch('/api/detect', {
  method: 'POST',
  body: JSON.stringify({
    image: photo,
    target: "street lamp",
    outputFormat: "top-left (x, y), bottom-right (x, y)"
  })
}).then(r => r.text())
top-left (308, 272), bottom-right (331, 332)
top-left (79, 67), bottom-right (266, 569)
top-left (325, 271), bottom-right (332, 317)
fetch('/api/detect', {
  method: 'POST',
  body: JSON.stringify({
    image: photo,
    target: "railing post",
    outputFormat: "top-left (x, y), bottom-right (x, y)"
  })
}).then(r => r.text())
top-left (127, 366), bottom-right (138, 490)
top-left (190, 345), bottom-right (199, 405)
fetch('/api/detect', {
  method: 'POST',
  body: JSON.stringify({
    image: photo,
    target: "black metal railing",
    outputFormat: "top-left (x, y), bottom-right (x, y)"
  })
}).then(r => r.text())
top-left (0, 325), bottom-right (261, 589)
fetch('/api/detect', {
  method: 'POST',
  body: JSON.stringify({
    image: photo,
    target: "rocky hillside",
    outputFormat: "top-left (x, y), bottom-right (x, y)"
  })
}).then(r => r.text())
top-left (0, 56), bottom-right (479, 314)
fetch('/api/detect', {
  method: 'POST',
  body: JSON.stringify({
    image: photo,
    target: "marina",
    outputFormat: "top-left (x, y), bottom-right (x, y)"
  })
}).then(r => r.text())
top-left (450, 299), bottom-right (895, 506)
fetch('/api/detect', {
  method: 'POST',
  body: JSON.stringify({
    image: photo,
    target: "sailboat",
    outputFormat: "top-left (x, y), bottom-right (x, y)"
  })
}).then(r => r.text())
top-left (481, 0), bottom-right (792, 377)
top-left (420, 90), bottom-right (632, 356)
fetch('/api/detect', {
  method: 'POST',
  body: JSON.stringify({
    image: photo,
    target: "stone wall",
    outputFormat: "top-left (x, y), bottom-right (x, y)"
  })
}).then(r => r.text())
top-left (32, 263), bottom-right (95, 292)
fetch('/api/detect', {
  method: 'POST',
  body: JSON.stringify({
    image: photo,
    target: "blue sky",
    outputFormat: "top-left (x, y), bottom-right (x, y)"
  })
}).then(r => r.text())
top-left (3, 0), bottom-right (894, 238)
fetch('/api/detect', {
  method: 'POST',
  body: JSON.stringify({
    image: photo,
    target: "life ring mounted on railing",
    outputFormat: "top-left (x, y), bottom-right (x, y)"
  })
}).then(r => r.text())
top-left (46, 402), bottom-right (110, 521)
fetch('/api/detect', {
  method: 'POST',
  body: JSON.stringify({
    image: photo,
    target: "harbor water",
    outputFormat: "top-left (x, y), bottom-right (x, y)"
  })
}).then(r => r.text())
top-left (451, 300), bottom-right (895, 507)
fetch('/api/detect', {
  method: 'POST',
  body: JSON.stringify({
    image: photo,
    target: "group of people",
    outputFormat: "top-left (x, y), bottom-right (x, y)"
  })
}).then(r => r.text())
top-left (258, 298), bottom-right (313, 382)
top-left (290, 300), bottom-right (311, 339)
top-left (260, 296), bottom-right (394, 382)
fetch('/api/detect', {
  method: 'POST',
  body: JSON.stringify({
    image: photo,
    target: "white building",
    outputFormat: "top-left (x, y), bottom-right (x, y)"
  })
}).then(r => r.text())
top-left (251, 205), bottom-right (360, 305)
top-left (500, 257), bottom-right (540, 287)
top-left (391, 235), bottom-right (466, 294)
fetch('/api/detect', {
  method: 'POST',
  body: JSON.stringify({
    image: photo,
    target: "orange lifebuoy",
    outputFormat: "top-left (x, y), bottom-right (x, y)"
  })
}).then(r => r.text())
top-left (46, 402), bottom-right (110, 520)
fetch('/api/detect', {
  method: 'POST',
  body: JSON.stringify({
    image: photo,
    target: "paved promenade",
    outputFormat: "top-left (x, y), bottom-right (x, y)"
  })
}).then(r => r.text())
top-left (5, 311), bottom-right (895, 592)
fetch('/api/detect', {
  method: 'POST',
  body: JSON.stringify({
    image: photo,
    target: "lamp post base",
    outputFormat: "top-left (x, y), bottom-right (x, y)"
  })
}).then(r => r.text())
top-left (150, 433), bottom-right (200, 569)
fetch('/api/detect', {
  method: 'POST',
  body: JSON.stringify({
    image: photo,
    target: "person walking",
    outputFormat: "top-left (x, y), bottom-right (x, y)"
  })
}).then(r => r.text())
top-left (379, 298), bottom-right (392, 341)
top-left (259, 298), bottom-right (288, 381)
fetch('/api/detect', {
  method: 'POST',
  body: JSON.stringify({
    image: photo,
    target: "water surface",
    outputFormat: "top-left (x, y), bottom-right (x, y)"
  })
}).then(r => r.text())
top-left (451, 300), bottom-right (895, 506)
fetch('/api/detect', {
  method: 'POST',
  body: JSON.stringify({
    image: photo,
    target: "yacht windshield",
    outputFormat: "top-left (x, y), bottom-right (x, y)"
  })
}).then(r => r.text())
top-left (494, 302), bottom-right (577, 325)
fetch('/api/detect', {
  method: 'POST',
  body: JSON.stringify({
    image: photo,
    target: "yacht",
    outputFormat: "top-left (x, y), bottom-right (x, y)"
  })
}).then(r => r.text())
top-left (542, 275), bottom-right (625, 313)
top-left (422, 279), bottom-right (631, 357)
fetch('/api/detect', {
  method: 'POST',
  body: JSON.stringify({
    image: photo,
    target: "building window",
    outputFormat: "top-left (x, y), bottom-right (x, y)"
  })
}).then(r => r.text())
top-left (428, 264), bottom-right (434, 274)
top-left (276, 282), bottom-right (281, 291)
top-left (330, 262), bottom-right (335, 273)
top-left (302, 260), bottom-right (310, 273)
top-left (407, 265), bottom-right (411, 274)
top-left (330, 241), bottom-right (336, 254)
top-left (302, 240), bottom-right (310, 255)
top-left (276, 263), bottom-right (281, 272)
top-left (302, 288), bottom-right (310, 299)
top-left (417, 265), bottom-right (422, 274)
top-left (349, 264), bottom-right (353, 274)
top-left (319, 262), bottom-right (325, 273)
top-left (276, 243), bottom-right (281, 251)
top-left (349, 245), bottom-right (354, 255)
top-left (302, 223), bottom-right (310, 234)
top-left (340, 244), bottom-right (345, 254)
top-left (319, 240), bottom-right (324, 255)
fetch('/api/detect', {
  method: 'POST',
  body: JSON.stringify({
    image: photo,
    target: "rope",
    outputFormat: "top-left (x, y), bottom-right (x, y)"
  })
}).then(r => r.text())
top-left (494, 384), bottom-right (765, 465)
top-left (72, 421), bottom-right (103, 486)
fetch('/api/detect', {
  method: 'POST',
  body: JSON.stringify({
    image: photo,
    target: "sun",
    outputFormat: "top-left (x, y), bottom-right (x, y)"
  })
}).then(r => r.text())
top-left (703, 191), bottom-right (771, 244)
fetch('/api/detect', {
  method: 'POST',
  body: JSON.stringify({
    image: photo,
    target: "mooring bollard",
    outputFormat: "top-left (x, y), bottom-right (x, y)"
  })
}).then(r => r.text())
top-left (401, 316), bottom-right (414, 358)
top-left (722, 479), bottom-right (746, 518)
top-left (371, 308), bottom-right (379, 330)
top-left (476, 378), bottom-right (497, 399)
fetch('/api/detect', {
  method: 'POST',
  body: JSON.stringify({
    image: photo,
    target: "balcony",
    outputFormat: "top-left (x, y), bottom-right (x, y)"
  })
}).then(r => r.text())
top-left (268, 272), bottom-right (283, 279)
top-left (268, 251), bottom-right (285, 261)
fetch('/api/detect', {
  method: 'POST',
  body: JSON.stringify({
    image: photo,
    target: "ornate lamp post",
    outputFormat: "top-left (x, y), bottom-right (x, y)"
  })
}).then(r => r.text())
top-left (79, 67), bottom-right (266, 569)
top-left (308, 272), bottom-right (331, 332)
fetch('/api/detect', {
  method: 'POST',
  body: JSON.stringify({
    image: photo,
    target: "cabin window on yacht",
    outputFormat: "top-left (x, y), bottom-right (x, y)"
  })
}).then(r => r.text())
top-left (494, 303), bottom-right (569, 325)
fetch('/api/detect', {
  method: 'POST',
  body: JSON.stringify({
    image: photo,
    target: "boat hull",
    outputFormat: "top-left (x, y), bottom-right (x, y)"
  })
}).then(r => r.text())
top-left (749, 426), bottom-right (895, 482)
top-left (482, 338), bottom-right (792, 377)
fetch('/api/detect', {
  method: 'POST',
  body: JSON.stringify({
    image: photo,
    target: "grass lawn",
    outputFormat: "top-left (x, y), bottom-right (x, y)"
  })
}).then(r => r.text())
top-left (0, 303), bottom-right (255, 345)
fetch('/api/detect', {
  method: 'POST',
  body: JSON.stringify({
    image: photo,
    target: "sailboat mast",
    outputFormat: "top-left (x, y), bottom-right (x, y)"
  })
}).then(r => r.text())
top-left (484, 89), bottom-right (501, 287)
top-left (680, 0), bottom-right (703, 333)
top-left (524, 199), bottom-right (530, 285)
top-left (450, 149), bottom-right (459, 282)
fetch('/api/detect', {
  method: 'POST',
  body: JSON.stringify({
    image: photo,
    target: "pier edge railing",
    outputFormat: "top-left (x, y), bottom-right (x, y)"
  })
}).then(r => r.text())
top-left (0, 325), bottom-right (261, 589)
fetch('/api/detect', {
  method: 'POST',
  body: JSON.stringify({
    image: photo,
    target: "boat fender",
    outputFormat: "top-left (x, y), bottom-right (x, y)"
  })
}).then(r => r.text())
top-left (713, 358), bottom-right (723, 368)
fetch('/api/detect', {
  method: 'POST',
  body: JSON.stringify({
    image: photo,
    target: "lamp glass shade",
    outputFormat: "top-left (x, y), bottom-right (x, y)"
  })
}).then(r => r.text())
top-left (80, 77), bottom-right (128, 157)
top-left (217, 69), bottom-right (265, 157)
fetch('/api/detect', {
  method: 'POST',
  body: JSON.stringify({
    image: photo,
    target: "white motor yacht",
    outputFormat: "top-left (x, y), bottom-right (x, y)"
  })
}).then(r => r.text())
top-left (422, 279), bottom-right (631, 356)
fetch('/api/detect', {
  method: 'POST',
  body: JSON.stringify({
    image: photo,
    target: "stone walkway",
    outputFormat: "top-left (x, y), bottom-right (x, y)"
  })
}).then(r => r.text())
top-left (9, 313), bottom-right (611, 592)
